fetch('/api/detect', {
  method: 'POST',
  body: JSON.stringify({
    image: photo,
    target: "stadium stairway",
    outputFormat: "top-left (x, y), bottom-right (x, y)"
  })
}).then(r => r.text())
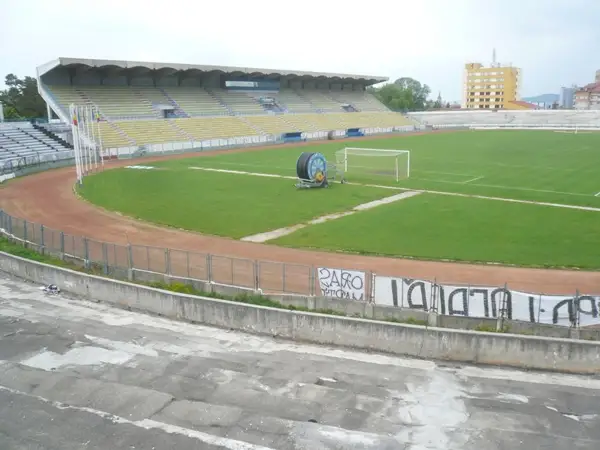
top-left (235, 115), bottom-right (267, 135)
top-left (100, 121), bottom-right (136, 147)
top-left (157, 88), bottom-right (189, 118)
top-left (205, 88), bottom-right (234, 115)
top-left (32, 123), bottom-right (73, 149)
top-left (131, 90), bottom-right (162, 119)
top-left (168, 120), bottom-right (196, 140)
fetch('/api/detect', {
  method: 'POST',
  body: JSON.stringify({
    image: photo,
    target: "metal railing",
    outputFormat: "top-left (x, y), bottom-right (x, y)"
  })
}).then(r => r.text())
top-left (0, 210), bottom-right (326, 297)
top-left (1, 208), bottom-right (600, 335)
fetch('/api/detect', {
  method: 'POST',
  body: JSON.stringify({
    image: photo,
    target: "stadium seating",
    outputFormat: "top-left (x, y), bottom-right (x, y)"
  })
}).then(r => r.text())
top-left (44, 82), bottom-right (423, 150)
top-left (49, 85), bottom-right (88, 111)
top-left (0, 123), bottom-right (73, 164)
top-left (338, 112), bottom-right (415, 128)
top-left (134, 87), bottom-right (175, 108)
top-left (80, 86), bottom-right (158, 119)
top-left (113, 120), bottom-right (188, 145)
top-left (162, 87), bottom-right (228, 116)
top-left (409, 110), bottom-right (600, 127)
top-left (210, 89), bottom-right (265, 114)
top-left (171, 117), bottom-right (258, 140)
top-left (97, 122), bottom-right (134, 148)
top-left (295, 90), bottom-right (344, 111)
top-left (330, 91), bottom-right (388, 111)
top-left (272, 90), bottom-right (315, 113)
top-left (243, 115), bottom-right (296, 135)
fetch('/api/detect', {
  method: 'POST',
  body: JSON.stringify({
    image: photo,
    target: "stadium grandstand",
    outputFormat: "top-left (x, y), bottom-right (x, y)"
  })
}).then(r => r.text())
top-left (35, 57), bottom-right (417, 155)
top-left (409, 109), bottom-right (600, 128)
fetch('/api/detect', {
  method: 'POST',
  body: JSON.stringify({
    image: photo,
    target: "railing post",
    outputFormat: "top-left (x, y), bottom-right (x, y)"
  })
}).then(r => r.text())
top-left (496, 282), bottom-right (508, 332)
top-left (102, 242), bottom-right (109, 275)
top-left (60, 231), bottom-right (65, 259)
top-left (23, 220), bottom-right (28, 247)
top-left (39, 224), bottom-right (45, 254)
top-left (310, 266), bottom-right (316, 296)
top-left (127, 244), bottom-right (134, 281)
top-left (282, 262), bottom-right (286, 293)
top-left (7, 215), bottom-right (12, 235)
top-left (83, 237), bottom-right (90, 269)
top-left (165, 248), bottom-right (171, 276)
top-left (253, 260), bottom-right (259, 292)
top-left (206, 254), bottom-right (212, 283)
top-left (570, 289), bottom-right (581, 339)
top-left (186, 251), bottom-right (190, 279)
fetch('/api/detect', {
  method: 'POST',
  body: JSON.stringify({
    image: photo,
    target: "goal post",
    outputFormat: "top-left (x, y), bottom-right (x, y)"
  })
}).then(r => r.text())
top-left (70, 103), bottom-right (104, 185)
top-left (335, 147), bottom-right (410, 182)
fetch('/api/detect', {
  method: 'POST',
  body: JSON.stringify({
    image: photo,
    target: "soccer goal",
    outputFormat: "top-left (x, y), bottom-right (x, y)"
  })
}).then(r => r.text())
top-left (335, 148), bottom-right (410, 182)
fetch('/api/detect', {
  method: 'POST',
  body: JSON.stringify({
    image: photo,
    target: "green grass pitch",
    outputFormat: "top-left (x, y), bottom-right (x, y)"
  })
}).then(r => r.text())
top-left (78, 130), bottom-right (600, 269)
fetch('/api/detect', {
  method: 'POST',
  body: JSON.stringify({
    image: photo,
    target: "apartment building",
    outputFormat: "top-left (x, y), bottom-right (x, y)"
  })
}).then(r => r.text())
top-left (462, 61), bottom-right (521, 110)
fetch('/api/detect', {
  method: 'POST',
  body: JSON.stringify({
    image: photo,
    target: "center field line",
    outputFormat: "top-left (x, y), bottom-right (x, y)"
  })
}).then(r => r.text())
top-left (189, 166), bottom-right (600, 213)
top-left (241, 191), bottom-right (423, 243)
top-left (462, 176), bottom-right (484, 184)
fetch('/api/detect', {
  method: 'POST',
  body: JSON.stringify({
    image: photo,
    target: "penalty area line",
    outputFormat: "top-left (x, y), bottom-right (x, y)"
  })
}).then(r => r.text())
top-left (462, 176), bottom-right (484, 184)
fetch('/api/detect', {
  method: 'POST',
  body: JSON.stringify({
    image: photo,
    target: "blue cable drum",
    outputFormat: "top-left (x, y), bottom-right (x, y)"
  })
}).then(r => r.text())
top-left (296, 152), bottom-right (327, 182)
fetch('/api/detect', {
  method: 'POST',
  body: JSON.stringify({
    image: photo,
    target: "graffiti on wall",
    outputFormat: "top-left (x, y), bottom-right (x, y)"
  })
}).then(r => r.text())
top-left (374, 276), bottom-right (600, 327)
top-left (318, 267), bottom-right (365, 301)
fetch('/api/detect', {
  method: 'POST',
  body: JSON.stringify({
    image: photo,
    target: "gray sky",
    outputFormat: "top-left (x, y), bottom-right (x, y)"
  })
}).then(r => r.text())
top-left (1, 0), bottom-right (598, 101)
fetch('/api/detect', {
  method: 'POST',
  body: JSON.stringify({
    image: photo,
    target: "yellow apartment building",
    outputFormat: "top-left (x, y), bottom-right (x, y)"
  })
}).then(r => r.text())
top-left (462, 62), bottom-right (522, 110)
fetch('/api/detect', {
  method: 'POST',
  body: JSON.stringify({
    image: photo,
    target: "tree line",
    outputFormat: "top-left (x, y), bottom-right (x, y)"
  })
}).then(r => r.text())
top-left (0, 74), bottom-right (47, 119)
top-left (367, 77), bottom-right (442, 112)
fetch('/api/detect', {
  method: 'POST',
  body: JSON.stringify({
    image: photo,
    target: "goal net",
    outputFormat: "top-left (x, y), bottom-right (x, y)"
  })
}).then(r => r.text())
top-left (335, 147), bottom-right (410, 182)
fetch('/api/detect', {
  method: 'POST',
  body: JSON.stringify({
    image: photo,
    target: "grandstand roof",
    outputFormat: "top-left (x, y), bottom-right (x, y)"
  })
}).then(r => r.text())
top-left (37, 58), bottom-right (388, 85)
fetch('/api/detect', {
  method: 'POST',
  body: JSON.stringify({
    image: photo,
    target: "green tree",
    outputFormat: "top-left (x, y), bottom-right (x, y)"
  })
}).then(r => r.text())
top-left (2, 105), bottom-right (20, 119)
top-left (0, 74), bottom-right (46, 119)
top-left (369, 77), bottom-right (431, 112)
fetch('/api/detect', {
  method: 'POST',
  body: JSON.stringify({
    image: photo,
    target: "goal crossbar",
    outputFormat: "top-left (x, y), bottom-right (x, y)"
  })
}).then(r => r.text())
top-left (341, 147), bottom-right (410, 155)
top-left (336, 147), bottom-right (410, 181)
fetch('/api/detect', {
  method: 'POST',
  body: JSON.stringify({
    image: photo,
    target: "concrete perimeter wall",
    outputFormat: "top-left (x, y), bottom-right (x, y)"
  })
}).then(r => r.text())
top-left (2, 251), bottom-right (600, 375)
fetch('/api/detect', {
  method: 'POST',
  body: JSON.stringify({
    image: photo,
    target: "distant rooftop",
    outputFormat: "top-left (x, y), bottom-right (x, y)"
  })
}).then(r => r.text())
top-left (37, 57), bottom-right (388, 85)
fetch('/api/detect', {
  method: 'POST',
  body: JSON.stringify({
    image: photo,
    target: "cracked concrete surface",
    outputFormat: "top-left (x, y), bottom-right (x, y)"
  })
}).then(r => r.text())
top-left (0, 273), bottom-right (599, 449)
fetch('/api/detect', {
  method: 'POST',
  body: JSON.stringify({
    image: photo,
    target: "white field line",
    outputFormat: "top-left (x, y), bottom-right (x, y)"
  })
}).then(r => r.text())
top-left (595, 192), bottom-right (600, 197)
top-left (353, 182), bottom-right (600, 213)
top-left (189, 166), bottom-right (296, 180)
top-left (411, 176), bottom-right (595, 198)
top-left (462, 176), bottom-right (484, 184)
top-left (416, 156), bottom-right (585, 172)
top-left (0, 384), bottom-right (277, 450)
top-left (416, 169), bottom-right (479, 177)
top-left (241, 191), bottom-right (422, 243)
top-left (189, 166), bottom-right (600, 213)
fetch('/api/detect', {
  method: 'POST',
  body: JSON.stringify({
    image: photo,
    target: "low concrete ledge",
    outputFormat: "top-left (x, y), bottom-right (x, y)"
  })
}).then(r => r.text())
top-left (2, 251), bottom-right (600, 374)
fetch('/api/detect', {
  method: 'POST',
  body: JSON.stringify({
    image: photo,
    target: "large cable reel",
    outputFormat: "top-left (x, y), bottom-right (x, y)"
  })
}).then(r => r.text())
top-left (296, 152), bottom-right (328, 188)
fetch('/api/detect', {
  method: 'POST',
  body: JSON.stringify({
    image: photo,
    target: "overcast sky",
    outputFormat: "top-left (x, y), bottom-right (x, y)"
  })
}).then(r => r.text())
top-left (1, 0), bottom-right (598, 101)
